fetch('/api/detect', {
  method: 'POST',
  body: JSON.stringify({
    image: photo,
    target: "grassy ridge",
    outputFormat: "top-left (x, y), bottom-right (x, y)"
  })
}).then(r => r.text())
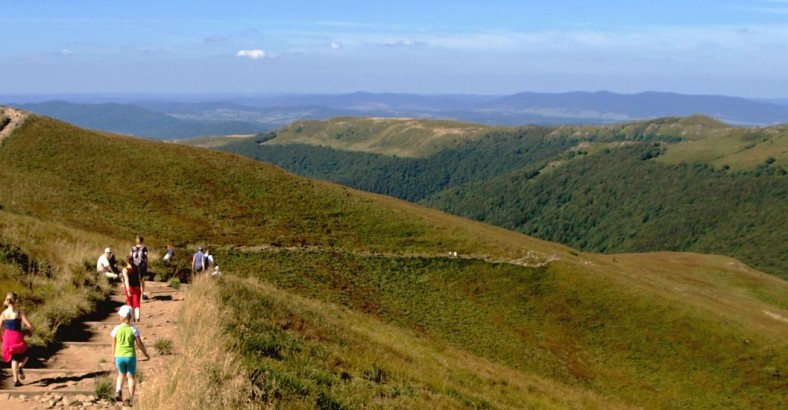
top-left (266, 117), bottom-right (494, 158)
top-left (221, 249), bottom-right (787, 409)
top-left (0, 115), bottom-right (522, 256)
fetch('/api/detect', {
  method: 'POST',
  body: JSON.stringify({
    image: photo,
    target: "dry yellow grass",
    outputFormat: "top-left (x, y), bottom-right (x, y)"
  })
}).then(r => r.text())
top-left (139, 276), bottom-right (259, 410)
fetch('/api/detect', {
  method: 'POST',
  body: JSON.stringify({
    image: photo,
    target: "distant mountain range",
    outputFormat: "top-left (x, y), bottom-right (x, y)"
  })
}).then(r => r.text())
top-left (4, 91), bottom-right (788, 139)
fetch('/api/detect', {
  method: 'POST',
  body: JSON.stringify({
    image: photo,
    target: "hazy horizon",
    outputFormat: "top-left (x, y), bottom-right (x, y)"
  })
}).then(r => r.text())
top-left (3, 1), bottom-right (788, 98)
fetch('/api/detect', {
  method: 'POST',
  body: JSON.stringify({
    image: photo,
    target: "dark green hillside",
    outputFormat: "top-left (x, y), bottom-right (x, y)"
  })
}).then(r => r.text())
top-left (428, 144), bottom-right (788, 278)
top-left (219, 126), bottom-right (575, 201)
top-left (213, 116), bottom-right (788, 277)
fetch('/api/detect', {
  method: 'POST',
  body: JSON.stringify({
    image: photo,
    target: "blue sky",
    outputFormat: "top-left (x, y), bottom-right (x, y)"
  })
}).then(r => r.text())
top-left (2, 0), bottom-right (787, 97)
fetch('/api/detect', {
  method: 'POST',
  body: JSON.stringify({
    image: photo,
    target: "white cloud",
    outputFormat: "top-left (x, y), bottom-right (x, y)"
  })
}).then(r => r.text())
top-left (330, 42), bottom-right (342, 50)
top-left (236, 49), bottom-right (266, 59)
top-left (60, 49), bottom-right (73, 56)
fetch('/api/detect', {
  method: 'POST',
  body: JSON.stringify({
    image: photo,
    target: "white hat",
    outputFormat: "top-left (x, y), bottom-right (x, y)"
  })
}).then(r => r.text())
top-left (118, 305), bottom-right (132, 318)
top-left (105, 247), bottom-right (112, 253)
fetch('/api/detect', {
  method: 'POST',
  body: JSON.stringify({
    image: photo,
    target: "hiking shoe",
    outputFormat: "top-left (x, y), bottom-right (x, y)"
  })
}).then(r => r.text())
top-left (17, 367), bottom-right (25, 380)
top-left (114, 390), bottom-right (122, 402)
top-left (14, 381), bottom-right (22, 387)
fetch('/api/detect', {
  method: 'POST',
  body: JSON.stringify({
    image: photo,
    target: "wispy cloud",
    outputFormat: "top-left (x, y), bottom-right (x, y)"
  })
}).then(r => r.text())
top-left (203, 36), bottom-right (229, 43)
top-left (330, 42), bottom-right (342, 50)
top-left (236, 49), bottom-right (266, 59)
top-left (375, 39), bottom-right (427, 48)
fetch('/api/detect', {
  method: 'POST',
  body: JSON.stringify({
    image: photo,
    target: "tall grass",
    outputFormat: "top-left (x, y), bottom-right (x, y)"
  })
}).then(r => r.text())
top-left (218, 275), bottom-right (629, 409)
top-left (0, 211), bottom-right (117, 344)
top-left (139, 277), bottom-right (257, 410)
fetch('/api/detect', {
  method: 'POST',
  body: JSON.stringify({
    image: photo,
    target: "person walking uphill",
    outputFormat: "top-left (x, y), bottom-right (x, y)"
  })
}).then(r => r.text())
top-left (130, 236), bottom-right (148, 280)
top-left (192, 246), bottom-right (206, 275)
top-left (111, 305), bottom-right (150, 404)
top-left (1, 292), bottom-right (33, 387)
top-left (122, 256), bottom-right (145, 322)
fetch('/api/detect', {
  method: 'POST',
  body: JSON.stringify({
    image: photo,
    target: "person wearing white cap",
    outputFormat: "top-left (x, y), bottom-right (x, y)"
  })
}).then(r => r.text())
top-left (110, 305), bottom-right (149, 404)
top-left (97, 248), bottom-right (119, 281)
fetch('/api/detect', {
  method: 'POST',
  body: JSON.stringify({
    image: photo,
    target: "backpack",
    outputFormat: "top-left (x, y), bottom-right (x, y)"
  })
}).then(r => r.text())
top-left (132, 245), bottom-right (148, 268)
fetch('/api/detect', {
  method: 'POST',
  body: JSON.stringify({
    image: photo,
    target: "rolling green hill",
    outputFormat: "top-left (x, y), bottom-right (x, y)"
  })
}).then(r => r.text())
top-left (256, 116), bottom-right (495, 158)
top-left (208, 116), bottom-right (788, 278)
top-left (1, 110), bottom-right (786, 409)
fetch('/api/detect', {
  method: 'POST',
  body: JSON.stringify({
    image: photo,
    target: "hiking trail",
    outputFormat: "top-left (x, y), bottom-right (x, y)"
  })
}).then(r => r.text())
top-left (0, 107), bottom-right (28, 142)
top-left (1, 280), bottom-right (186, 409)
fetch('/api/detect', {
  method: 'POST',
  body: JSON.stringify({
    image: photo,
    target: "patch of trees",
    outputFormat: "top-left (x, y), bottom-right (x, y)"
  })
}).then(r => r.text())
top-left (426, 145), bottom-right (787, 278)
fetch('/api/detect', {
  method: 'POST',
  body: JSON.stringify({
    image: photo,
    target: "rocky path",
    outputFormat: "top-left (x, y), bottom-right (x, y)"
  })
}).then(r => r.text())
top-left (0, 107), bottom-right (27, 141)
top-left (0, 280), bottom-right (186, 409)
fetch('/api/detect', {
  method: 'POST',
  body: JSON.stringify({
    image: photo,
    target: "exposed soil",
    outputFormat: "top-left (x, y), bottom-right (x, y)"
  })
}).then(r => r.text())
top-left (0, 280), bottom-right (186, 409)
top-left (0, 107), bottom-right (28, 142)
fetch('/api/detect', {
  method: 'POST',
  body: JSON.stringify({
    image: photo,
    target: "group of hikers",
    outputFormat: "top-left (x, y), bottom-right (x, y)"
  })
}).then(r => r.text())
top-left (2, 235), bottom-right (220, 405)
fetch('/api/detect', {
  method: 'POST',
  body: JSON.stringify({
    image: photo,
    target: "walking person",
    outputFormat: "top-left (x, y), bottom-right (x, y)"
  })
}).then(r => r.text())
top-left (1, 292), bottom-right (33, 387)
top-left (191, 246), bottom-right (206, 276)
top-left (122, 256), bottom-right (145, 322)
top-left (110, 305), bottom-right (150, 405)
top-left (130, 236), bottom-right (148, 280)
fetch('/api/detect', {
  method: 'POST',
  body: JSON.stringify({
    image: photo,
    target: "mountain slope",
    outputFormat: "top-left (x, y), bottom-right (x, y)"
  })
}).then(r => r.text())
top-left (0, 110), bottom-right (786, 408)
top-left (209, 116), bottom-right (788, 277)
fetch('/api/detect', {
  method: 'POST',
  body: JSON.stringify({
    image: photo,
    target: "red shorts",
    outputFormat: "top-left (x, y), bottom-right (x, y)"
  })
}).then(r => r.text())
top-left (125, 286), bottom-right (142, 308)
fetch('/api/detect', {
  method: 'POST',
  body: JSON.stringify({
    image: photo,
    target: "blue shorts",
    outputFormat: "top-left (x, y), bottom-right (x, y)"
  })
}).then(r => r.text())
top-left (115, 356), bottom-right (137, 375)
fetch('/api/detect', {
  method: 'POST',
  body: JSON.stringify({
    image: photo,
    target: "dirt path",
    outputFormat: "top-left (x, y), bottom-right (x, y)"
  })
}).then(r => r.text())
top-left (1, 280), bottom-right (186, 409)
top-left (0, 107), bottom-right (28, 142)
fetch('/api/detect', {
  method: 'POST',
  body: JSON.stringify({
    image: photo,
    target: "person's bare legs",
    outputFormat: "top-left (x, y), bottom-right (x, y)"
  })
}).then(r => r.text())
top-left (17, 356), bottom-right (27, 380)
top-left (115, 372), bottom-right (126, 400)
top-left (134, 307), bottom-right (140, 323)
top-left (11, 360), bottom-right (19, 383)
top-left (127, 374), bottom-right (137, 402)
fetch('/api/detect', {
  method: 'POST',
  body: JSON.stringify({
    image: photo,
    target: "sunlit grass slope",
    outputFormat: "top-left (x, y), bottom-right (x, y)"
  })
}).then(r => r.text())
top-left (221, 248), bottom-right (787, 409)
top-left (264, 117), bottom-right (494, 157)
top-left (0, 210), bottom-right (115, 346)
top-left (0, 114), bottom-right (543, 258)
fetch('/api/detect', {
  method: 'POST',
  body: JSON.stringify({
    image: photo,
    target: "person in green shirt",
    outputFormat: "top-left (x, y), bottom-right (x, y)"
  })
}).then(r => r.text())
top-left (110, 304), bottom-right (150, 404)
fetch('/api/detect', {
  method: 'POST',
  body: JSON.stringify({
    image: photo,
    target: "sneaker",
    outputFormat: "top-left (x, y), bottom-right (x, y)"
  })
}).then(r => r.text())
top-left (18, 367), bottom-right (25, 380)
top-left (114, 390), bottom-right (122, 402)
top-left (14, 381), bottom-right (22, 387)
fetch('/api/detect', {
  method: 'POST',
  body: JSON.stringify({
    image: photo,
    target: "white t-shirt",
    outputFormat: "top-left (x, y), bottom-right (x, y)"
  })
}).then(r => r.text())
top-left (97, 254), bottom-right (111, 272)
top-left (110, 324), bottom-right (141, 339)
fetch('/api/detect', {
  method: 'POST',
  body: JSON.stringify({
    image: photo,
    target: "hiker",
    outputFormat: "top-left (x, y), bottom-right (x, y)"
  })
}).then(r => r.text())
top-left (122, 256), bottom-right (145, 322)
top-left (204, 248), bottom-right (214, 270)
top-left (162, 243), bottom-right (175, 264)
top-left (192, 246), bottom-right (206, 275)
top-left (111, 304), bottom-right (150, 404)
top-left (1, 292), bottom-right (32, 387)
top-left (130, 236), bottom-right (148, 280)
top-left (97, 247), bottom-right (120, 281)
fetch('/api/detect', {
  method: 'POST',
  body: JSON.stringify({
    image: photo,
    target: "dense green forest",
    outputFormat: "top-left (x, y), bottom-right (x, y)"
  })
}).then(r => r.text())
top-left (216, 121), bottom-right (787, 278)
top-left (220, 127), bottom-right (578, 201)
top-left (427, 145), bottom-right (787, 277)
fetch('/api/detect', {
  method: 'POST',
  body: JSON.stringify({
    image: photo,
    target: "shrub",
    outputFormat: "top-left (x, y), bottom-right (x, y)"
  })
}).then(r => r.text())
top-left (168, 277), bottom-right (181, 289)
top-left (154, 274), bottom-right (164, 282)
top-left (154, 337), bottom-right (174, 356)
top-left (95, 374), bottom-right (114, 401)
